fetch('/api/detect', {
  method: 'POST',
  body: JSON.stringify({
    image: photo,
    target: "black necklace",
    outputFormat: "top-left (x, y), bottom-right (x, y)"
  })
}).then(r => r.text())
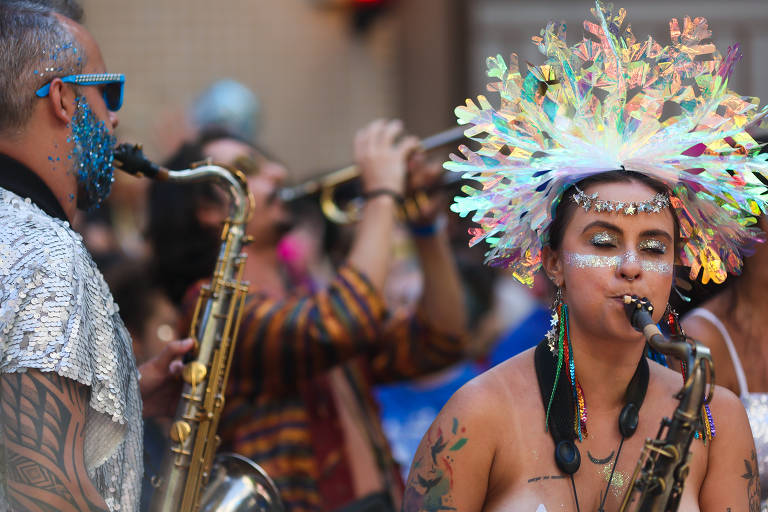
top-left (534, 339), bottom-right (649, 511)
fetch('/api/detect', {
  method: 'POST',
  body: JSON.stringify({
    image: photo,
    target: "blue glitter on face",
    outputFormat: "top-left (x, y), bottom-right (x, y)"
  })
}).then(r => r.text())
top-left (69, 97), bottom-right (116, 210)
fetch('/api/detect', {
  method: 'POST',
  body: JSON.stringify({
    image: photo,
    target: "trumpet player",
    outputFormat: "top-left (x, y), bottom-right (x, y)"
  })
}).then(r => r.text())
top-left (0, 4), bottom-right (193, 511)
top-left (148, 119), bottom-right (468, 511)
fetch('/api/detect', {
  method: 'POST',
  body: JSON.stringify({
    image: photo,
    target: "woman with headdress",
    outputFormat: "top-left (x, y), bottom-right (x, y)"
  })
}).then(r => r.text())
top-left (403, 2), bottom-right (768, 511)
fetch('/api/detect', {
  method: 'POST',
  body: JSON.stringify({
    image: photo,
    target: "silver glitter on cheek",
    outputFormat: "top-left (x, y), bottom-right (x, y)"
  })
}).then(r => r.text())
top-left (638, 239), bottom-right (667, 253)
top-left (639, 260), bottom-right (673, 273)
top-left (590, 231), bottom-right (618, 246)
top-left (564, 252), bottom-right (621, 269)
top-left (563, 251), bottom-right (672, 274)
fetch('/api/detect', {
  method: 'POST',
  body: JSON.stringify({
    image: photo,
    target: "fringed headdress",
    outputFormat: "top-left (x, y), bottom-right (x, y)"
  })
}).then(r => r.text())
top-left (448, 1), bottom-right (768, 285)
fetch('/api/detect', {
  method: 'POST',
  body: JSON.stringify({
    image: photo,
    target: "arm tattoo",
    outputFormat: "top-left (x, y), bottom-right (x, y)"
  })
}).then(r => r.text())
top-left (403, 417), bottom-right (468, 512)
top-left (742, 449), bottom-right (761, 512)
top-left (0, 371), bottom-right (109, 512)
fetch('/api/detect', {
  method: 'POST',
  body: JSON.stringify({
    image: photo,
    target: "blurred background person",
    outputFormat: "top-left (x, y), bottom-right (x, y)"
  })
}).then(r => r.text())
top-left (146, 120), bottom-right (468, 511)
top-left (681, 215), bottom-right (768, 505)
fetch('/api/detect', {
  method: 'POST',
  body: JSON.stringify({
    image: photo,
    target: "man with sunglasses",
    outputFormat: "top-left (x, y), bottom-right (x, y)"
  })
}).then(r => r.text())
top-left (0, 3), bottom-right (191, 511)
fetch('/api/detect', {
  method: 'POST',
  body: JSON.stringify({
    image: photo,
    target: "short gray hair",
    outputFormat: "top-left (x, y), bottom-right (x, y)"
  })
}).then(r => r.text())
top-left (0, 1), bottom-right (85, 135)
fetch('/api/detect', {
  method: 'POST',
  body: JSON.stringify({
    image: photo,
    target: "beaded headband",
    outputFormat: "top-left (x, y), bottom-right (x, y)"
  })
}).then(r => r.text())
top-left (447, 0), bottom-right (768, 285)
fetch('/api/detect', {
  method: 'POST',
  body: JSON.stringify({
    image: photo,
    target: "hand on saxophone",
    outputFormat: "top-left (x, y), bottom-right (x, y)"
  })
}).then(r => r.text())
top-left (138, 337), bottom-right (195, 418)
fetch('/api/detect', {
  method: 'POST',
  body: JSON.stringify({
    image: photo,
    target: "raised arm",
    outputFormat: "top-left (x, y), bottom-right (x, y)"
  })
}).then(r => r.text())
top-left (699, 385), bottom-right (761, 511)
top-left (408, 155), bottom-right (467, 340)
top-left (230, 120), bottom-right (422, 396)
top-left (347, 119), bottom-right (420, 289)
top-left (0, 370), bottom-right (108, 512)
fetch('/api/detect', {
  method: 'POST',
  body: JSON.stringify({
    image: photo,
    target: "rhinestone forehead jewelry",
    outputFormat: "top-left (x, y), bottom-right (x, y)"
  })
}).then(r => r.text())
top-left (571, 186), bottom-right (669, 215)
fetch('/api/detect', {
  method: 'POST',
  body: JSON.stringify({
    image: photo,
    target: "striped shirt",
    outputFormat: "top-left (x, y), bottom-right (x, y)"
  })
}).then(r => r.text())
top-left (213, 265), bottom-right (465, 511)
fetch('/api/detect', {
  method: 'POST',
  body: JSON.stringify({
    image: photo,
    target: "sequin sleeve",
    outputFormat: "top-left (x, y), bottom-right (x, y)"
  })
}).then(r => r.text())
top-left (0, 220), bottom-right (132, 425)
top-left (0, 192), bottom-right (143, 512)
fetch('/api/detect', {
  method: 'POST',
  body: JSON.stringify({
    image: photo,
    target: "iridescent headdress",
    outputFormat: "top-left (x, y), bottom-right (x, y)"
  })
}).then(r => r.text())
top-left (448, 1), bottom-right (768, 286)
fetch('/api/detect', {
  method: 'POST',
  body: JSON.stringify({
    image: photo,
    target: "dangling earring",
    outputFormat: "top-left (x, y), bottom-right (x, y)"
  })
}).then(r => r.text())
top-left (544, 287), bottom-right (587, 440)
top-left (664, 304), bottom-right (684, 338)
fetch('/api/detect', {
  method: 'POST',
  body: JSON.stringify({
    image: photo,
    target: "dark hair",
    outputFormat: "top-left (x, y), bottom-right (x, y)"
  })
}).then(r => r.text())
top-left (0, 1), bottom-right (85, 134)
top-left (548, 170), bottom-right (679, 252)
top-left (146, 139), bottom-right (225, 305)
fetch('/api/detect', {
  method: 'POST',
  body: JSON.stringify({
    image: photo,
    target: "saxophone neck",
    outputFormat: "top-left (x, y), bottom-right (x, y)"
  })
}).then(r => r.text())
top-left (166, 164), bottom-right (253, 226)
top-left (113, 143), bottom-right (253, 225)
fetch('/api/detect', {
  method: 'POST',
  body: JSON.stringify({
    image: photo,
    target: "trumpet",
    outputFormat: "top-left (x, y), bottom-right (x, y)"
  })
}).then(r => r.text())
top-left (279, 125), bottom-right (466, 223)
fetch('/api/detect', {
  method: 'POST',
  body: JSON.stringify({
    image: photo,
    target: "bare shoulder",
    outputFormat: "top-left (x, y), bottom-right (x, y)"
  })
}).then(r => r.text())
top-left (403, 348), bottom-right (538, 512)
top-left (708, 383), bottom-right (750, 435)
top-left (449, 347), bottom-right (538, 419)
top-left (647, 359), bottom-right (746, 424)
top-left (699, 384), bottom-right (760, 511)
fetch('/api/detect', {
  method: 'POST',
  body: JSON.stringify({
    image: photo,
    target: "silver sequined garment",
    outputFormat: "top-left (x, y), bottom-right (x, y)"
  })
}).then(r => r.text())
top-left (0, 188), bottom-right (142, 511)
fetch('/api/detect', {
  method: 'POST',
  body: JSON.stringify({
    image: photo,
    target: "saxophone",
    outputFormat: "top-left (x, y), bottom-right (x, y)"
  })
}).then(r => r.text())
top-left (619, 295), bottom-right (715, 512)
top-left (113, 144), bottom-right (285, 512)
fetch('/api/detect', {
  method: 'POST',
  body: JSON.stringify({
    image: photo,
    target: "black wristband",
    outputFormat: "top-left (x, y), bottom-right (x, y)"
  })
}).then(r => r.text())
top-left (362, 188), bottom-right (404, 204)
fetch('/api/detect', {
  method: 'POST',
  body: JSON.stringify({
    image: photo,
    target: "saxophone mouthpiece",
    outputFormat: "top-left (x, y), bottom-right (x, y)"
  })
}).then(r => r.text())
top-left (623, 295), bottom-right (655, 333)
top-left (113, 143), bottom-right (169, 180)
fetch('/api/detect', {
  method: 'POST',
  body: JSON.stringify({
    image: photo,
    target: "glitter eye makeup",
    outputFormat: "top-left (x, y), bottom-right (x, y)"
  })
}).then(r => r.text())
top-left (590, 231), bottom-right (618, 247)
top-left (638, 239), bottom-right (667, 254)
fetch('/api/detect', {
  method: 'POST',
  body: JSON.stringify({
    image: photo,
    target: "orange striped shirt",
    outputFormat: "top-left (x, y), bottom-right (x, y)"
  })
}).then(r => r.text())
top-left (217, 265), bottom-right (465, 511)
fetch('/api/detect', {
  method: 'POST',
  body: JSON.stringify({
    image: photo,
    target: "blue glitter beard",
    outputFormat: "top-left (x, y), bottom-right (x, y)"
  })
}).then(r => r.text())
top-left (68, 97), bottom-right (116, 210)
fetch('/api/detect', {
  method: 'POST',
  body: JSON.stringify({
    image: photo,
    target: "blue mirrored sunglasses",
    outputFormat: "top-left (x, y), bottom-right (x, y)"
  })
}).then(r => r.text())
top-left (35, 73), bottom-right (125, 112)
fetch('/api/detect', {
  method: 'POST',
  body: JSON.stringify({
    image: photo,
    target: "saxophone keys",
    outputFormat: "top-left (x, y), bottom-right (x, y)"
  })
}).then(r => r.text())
top-left (170, 420), bottom-right (192, 443)
top-left (183, 361), bottom-right (208, 386)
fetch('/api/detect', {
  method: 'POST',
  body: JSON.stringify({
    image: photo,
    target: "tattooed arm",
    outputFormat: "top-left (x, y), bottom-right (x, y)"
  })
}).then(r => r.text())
top-left (699, 385), bottom-right (761, 512)
top-left (403, 380), bottom-right (496, 512)
top-left (0, 370), bottom-right (109, 512)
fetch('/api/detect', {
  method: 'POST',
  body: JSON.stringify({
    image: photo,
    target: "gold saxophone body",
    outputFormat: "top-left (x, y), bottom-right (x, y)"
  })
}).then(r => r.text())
top-left (113, 144), bottom-right (285, 512)
top-left (619, 296), bottom-right (715, 512)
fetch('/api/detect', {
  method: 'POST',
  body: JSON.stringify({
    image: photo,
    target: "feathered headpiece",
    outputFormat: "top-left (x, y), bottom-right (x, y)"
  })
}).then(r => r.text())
top-left (448, 0), bottom-right (768, 286)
